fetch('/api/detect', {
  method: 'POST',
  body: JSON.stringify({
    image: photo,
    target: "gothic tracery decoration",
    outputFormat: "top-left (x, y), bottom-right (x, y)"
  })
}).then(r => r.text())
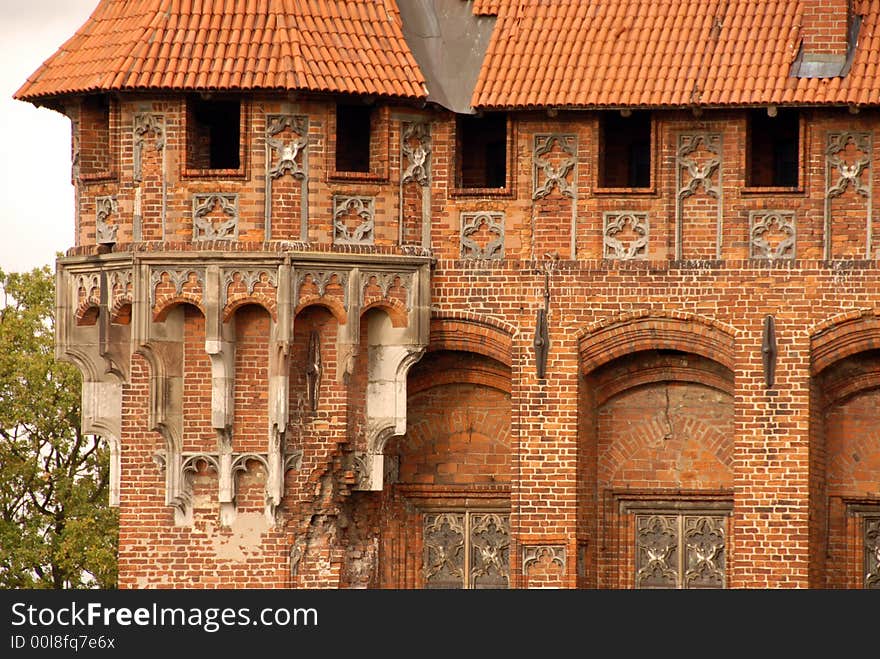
top-left (532, 133), bottom-right (577, 200)
top-left (604, 211), bottom-right (649, 259)
top-left (267, 114), bottom-right (308, 180)
top-left (750, 210), bottom-right (796, 260)
top-left (683, 516), bottom-right (726, 588)
top-left (95, 196), bottom-right (118, 245)
top-left (149, 268), bottom-right (206, 306)
top-left (133, 113), bottom-right (166, 183)
top-left (460, 211), bottom-right (504, 260)
top-left (333, 196), bottom-right (375, 245)
top-left (423, 513), bottom-right (466, 589)
top-left (192, 193), bottom-right (239, 240)
top-left (676, 132), bottom-right (723, 260)
top-left (401, 121), bottom-right (431, 186)
top-left (635, 513), bottom-right (726, 589)
top-left (826, 131), bottom-right (872, 199)
top-left (866, 517), bottom-right (880, 589)
top-left (223, 269), bottom-right (278, 304)
top-left (677, 133), bottom-right (722, 200)
top-left (635, 515), bottom-right (679, 588)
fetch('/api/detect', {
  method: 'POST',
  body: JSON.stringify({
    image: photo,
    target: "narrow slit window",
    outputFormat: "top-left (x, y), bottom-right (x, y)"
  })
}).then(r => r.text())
top-left (747, 109), bottom-right (800, 188)
top-left (457, 113), bottom-right (508, 189)
top-left (186, 97), bottom-right (241, 170)
top-left (335, 104), bottom-right (372, 173)
top-left (599, 111), bottom-right (652, 188)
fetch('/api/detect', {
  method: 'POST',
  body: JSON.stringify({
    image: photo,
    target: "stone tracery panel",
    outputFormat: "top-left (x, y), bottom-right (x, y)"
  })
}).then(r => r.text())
top-left (399, 121), bottom-right (432, 247)
top-left (675, 132), bottom-right (722, 260)
top-left (604, 211), bottom-right (649, 259)
top-left (750, 210), bottom-right (796, 260)
top-left (825, 131), bottom-right (872, 259)
top-left (95, 196), bottom-right (118, 245)
top-left (265, 114), bottom-right (309, 241)
top-left (460, 211), bottom-right (504, 260)
top-left (333, 196), bottom-right (375, 245)
top-left (192, 194), bottom-right (239, 241)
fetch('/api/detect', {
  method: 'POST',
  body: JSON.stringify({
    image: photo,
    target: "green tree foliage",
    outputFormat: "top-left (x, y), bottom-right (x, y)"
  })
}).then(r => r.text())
top-left (0, 265), bottom-right (118, 588)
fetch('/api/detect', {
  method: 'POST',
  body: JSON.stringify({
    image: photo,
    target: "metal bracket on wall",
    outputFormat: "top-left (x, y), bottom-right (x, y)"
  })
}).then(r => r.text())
top-left (762, 315), bottom-right (777, 389)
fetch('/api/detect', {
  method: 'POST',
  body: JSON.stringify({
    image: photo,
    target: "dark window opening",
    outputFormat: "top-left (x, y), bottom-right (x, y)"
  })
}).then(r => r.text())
top-left (335, 104), bottom-right (372, 173)
top-left (748, 109), bottom-right (799, 187)
top-left (599, 111), bottom-right (652, 188)
top-left (186, 97), bottom-right (241, 170)
top-left (79, 95), bottom-right (111, 175)
top-left (457, 113), bottom-right (507, 189)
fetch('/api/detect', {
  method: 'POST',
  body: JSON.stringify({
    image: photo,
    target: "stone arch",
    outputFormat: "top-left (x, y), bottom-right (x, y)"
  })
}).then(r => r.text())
top-left (577, 311), bottom-right (736, 375)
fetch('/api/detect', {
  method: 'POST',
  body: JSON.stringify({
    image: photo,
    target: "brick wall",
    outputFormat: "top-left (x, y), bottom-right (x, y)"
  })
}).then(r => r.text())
top-left (62, 91), bottom-right (880, 589)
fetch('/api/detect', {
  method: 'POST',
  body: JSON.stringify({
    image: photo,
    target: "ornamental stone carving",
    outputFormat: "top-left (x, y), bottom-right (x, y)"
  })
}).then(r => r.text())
top-left (750, 210), bottom-right (796, 260)
top-left (826, 131), bottom-right (871, 199)
top-left (193, 194), bottom-right (239, 240)
top-left (533, 134), bottom-right (577, 200)
top-left (604, 211), bottom-right (649, 259)
top-left (133, 113), bottom-right (166, 183)
top-left (866, 516), bottom-right (880, 589)
top-left (333, 196), bottom-right (375, 245)
top-left (422, 512), bottom-right (511, 589)
top-left (267, 114), bottom-right (308, 180)
top-left (676, 132), bottom-right (723, 260)
top-left (522, 545), bottom-right (566, 572)
top-left (401, 121), bottom-right (431, 187)
top-left (149, 268), bottom-right (206, 306)
top-left (361, 271), bottom-right (414, 308)
top-left (95, 196), bottom-right (118, 245)
top-left (265, 114), bottom-right (309, 241)
top-left (460, 211), bottom-right (504, 260)
top-left (824, 131), bottom-right (872, 259)
top-left (222, 269), bottom-right (278, 304)
top-left (635, 513), bottom-right (726, 589)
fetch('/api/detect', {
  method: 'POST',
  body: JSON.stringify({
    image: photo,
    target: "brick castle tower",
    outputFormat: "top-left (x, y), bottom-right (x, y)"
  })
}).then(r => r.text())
top-left (15, 0), bottom-right (880, 589)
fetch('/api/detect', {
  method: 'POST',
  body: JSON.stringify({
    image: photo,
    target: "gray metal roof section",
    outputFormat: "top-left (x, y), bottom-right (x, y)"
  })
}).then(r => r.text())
top-left (791, 14), bottom-right (861, 79)
top-left (397, 0), bottom-right (497, 114)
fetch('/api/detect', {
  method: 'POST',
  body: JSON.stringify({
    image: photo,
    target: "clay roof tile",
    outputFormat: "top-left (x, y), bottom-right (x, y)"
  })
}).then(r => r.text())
top-left (15, 0), bottom-right (426, 102)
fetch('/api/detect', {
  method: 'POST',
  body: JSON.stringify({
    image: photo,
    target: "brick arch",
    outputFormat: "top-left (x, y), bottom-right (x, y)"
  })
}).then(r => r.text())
top-left (109, 299), bottom-right (132, 325)
top-left (75, 302), bottom-right (100, 326)
top-left (294, 297), bottom-right (347, 325)
top-left (408, 351), bottom-right (511, 396)
top-left (810, 309), bottom-right (880, 376)
top-left (589, 352), bottom-right (734, 407)
top-left (429, 313), bottom-right (514, 367)
top-left (361, 298), bottom-right (408, 328)
top-left (223, 294), bottom-right (277, 322)
top-left (578, 311), bottom-right (736, 374)
top-left (153, 295), bottom-right (205, 322)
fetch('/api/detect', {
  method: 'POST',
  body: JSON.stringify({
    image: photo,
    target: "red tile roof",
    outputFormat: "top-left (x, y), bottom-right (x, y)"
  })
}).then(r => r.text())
top-left (17, 0), bottom-right (880, 110)
top-left (15, 0), bottom-right (427, 102)
top-left (472, 0), bottom-right (880, 109)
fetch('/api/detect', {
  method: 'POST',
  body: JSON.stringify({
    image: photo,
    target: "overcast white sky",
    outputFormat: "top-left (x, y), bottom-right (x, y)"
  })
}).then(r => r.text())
top-left (1, 0), bottom-right (100, 273)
